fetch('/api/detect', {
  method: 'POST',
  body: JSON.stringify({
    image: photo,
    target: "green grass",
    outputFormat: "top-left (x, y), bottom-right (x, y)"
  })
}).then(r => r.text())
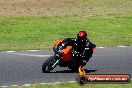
top-left (0, 0), bottom-right (132, 51)
top-left (11, 82), bottom-right (132, 88)
top-left (0, 15), bottom-right (132, 51)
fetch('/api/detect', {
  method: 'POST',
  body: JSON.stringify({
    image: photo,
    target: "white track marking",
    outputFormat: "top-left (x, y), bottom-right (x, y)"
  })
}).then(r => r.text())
top-left (6, 51), bottom-right (15, 53)
top-left (1, 86), bottom-right (9, 88)
top-left (39, 83), bottom-right (48, 85)
top-left (97, 47), bottom-right (105, 48)
top-left (11, 85), bottom-right (19, 88)
top-left (1, 46), bottom-right (129, 53)
top-left (2, 46), bottom-right (129, 57)
top-left (7, 53), bottom-right (51, 57)
top-left (2, 79), bottom-right (131, 88)
top-left (39, 81), bottom-right (75, 85)
top-left (69, 81), bottom-right (76, 83)
top-left (117, 46), bottom-right (127, 47)
top-left (23, 84), bottom-right (31, 86)
top-left (27, 50), bottom-right (39, 51)
top-left (54, 82), bottom-right (61, 84)
top-left (11, 85), bottom-right (19, 87)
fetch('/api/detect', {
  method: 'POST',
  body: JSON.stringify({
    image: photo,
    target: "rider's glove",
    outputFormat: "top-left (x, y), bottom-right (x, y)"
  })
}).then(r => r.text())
top-left (57, 50), bottom-right (62, 56)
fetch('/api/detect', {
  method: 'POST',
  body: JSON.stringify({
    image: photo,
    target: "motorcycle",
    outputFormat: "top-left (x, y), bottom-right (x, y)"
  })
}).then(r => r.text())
top-left (42, 38), bottom-right (96, 73)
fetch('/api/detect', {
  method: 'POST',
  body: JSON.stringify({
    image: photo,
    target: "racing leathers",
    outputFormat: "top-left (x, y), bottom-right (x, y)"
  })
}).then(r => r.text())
top-left (53, 37), bottom-right (96, 66)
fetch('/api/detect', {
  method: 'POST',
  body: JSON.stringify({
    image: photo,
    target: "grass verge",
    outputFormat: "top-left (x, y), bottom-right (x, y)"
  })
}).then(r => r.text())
top-left (10, 82), bottom-right (132, 88)
top-left (0, 15), bottom-right (132, 51)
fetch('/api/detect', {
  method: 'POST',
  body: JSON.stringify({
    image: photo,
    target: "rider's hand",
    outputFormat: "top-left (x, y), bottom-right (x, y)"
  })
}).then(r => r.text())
top-left (57, 50), bottom-right (62, 56)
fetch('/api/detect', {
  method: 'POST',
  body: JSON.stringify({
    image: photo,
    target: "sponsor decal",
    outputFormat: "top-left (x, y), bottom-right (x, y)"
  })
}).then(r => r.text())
top-left (76, 66), bottom-right (131, 85)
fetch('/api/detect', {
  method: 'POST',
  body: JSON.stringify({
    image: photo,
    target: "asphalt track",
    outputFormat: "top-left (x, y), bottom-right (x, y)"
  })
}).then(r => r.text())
top-left (0, 46), bottom-right (132, 86)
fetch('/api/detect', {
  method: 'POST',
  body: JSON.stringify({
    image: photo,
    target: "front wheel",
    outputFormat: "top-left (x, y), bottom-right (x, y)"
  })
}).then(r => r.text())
top-left (42, 56), bottom-right (58, 73)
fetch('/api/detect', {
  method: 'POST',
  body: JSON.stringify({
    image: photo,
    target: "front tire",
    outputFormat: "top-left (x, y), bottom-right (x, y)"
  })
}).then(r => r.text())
top-left (42, 56), bottom-right (58, 73)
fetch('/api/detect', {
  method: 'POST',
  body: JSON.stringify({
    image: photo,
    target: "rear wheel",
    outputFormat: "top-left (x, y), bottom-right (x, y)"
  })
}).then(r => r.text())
top-left (68, 60), bottom-right (85, 72)
top-left (42, 56), bottom-right (58, 73)
top-left (68, 65), bottom-right (80, 72)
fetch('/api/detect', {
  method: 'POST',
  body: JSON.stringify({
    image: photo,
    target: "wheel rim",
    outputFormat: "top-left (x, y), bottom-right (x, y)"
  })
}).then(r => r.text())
top-left (45, 59), bottom-right (56, 72)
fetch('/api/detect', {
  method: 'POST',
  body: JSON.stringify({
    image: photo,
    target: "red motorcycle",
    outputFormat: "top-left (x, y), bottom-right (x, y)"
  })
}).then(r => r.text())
top-left (42, 38), bottom-right (96, 73)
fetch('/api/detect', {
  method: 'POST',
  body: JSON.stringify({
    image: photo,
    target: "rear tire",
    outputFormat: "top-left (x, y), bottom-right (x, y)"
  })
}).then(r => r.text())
top-left (42, 56), bottom-right (58, 73)
top-left (68, 65), bottom-right (80, 72)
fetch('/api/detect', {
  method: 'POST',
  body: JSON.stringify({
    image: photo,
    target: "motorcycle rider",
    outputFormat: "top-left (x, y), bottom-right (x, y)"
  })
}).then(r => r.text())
top-left (72, 31), bottom-right (96, 64)
top-left (53, 31), bottom-right (96, 70)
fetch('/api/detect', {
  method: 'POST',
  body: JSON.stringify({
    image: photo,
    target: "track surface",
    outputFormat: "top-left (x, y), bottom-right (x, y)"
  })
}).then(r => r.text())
top-left (0, 47), bottom-right (132, 86)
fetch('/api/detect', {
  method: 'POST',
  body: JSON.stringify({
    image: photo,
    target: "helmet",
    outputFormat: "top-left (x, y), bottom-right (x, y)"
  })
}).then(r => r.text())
top-left (77, 31), bottom-right (87, 42)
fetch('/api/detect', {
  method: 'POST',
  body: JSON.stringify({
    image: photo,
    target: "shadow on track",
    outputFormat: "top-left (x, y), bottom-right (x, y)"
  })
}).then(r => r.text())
top-left (45, 69), bottom-right (97, 73)
top-left (84, 69), bottom-right (98, 73)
